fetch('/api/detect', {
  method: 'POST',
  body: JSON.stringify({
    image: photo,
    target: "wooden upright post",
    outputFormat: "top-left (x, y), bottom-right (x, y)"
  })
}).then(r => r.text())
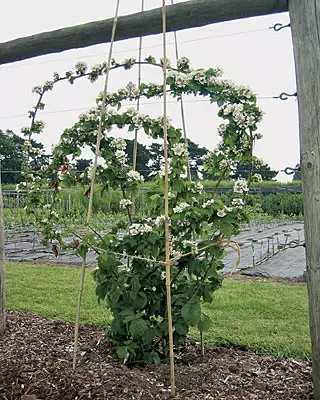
top-left (289, 1), bottom-right (320, 398)
top-left (0, 179), bottom-right (6, 334)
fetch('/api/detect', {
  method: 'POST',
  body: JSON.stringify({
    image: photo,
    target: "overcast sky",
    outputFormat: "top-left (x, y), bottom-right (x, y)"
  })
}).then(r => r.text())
top-left (0, 0), bottom-right (299, 181)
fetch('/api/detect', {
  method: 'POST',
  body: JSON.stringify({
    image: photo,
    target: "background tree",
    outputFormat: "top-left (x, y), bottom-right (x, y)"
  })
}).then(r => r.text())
top-left (0, 129), bottom-right (48, 184)
top-left (74, 158), bottom-right (92, 173)
top-left (231, 158), bottom-right (278, 181)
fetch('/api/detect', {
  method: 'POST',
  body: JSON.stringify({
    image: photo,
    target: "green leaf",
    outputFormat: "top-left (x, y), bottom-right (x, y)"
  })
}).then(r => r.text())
top-left (129, 318), bottom-right (148, 339)
top-left (76, 244), bottom-right (87, 258)
top-left (198, 313), bottom-right (212, 332)
top-left (181, 298), bottom-right (201, 326)
top-left (116, 346), bottom-right (129, 361)
top-left (174, 318), bottom-right (189, 336)
top-left (132, 291), bottom-right (147, 310)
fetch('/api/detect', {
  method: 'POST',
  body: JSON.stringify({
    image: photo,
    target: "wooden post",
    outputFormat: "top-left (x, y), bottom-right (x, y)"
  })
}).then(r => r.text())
top-left (0, 0), bottom-right (288, 65)
top-left (289, 1), bottom-right (320, 398)
top-left (0, 179), bottom-right (6, 334)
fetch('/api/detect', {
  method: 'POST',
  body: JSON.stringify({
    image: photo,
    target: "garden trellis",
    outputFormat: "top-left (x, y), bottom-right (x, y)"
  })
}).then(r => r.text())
top-left (0, 0), bottom-right (320, 399)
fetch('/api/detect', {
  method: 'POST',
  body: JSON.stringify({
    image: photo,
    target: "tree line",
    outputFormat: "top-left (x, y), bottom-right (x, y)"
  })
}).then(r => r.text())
top-left (0, 129), bottom-right (280, 184)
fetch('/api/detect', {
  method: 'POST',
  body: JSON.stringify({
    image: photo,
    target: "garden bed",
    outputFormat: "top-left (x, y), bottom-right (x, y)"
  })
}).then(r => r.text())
top-left (0, 311), bottom-right (312, 399)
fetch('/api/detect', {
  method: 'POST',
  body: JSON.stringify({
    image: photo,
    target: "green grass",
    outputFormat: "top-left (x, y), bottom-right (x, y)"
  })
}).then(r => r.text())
top-left (6, 263), bottom-right (310, 359)
top-left (6, 262), bottom-right (111, 326)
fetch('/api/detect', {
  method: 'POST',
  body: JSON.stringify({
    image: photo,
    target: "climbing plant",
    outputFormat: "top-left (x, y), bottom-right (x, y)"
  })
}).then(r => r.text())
top-left (17, 56), bottom-right (263, 363)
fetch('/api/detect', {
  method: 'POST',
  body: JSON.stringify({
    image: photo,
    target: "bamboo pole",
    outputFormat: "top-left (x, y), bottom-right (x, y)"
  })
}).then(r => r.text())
top-left (72, 0), bottom-right (121, 370)
top-left (170, 0), bottom-right (191, 183)
top-left (162, 2), bottom-right (175, 396)
top-left (133, 0), bottom-right (145, 172)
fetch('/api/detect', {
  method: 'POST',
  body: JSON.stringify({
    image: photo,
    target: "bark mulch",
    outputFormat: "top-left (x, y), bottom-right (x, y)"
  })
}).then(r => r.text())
top-left (0, 311), bottom-right (313, 399)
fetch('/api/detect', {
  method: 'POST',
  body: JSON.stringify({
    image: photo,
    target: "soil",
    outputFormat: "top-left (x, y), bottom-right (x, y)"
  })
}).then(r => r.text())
top-left (0, 311), bottom-right (313, 400)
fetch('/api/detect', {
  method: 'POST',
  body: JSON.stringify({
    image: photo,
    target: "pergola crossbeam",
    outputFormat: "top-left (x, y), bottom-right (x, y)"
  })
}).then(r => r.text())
top-left (0, 0), bottom-right (288, 65)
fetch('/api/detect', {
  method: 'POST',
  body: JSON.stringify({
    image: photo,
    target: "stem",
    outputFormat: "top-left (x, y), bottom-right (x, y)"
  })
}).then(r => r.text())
top-left (212, 171), bottom-right (226, 199)
top-left (243, 131), bottom-right (255, 203)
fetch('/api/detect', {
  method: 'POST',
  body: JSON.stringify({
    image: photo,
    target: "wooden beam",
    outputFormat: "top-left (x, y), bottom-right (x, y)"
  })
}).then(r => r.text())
top-left (0, 0), bottom-right (288, 66)
top-left (289, 1), bottom-right (320, 398)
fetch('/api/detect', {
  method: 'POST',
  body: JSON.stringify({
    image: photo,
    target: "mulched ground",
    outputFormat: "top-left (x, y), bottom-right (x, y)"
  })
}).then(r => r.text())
top-left (0, 311), bottom-right (313, 400)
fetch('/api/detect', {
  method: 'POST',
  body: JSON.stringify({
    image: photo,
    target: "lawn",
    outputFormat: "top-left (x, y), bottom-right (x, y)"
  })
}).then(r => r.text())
top-left (6, 262), bottom-right (310, 359)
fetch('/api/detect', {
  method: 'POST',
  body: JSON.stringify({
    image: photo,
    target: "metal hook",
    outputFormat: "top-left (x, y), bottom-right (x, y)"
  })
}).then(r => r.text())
top-left (270, 23), bottom-right (291, 32)
top-left (273, 92), bottom-right (298, 101)
top-left (283, 165), bottom-right (301, 175)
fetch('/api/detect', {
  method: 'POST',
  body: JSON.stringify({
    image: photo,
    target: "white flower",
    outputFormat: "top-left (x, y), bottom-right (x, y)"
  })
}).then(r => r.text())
top-left (171, 143), bottom-right (187, 157)
top-left (120, 199), bottom-right (132, 209)
top-left (170, 249), bottom-right (182, 260)
top-left (231, 198), bottom-right (244, 208)
top-left (128, 223), bottom-right (152, 236)
top-left (115, 150), bottom-right (128, 165)
top-left (152, 286), bottom-right (156, 292)
top-left (173, 202), bottom-right (190, 213)
top-left (127, 170), bottom-right (144, 182)
top-left (252, 173), bottom-right (263, 183)
top-left (202, 199), bottom-right (215, 209)
top-left (161, 271), bottom-right (166, 280)
top-left (201, 153), bottom-right (211, 164)
top-left (219, 159), bottom-right (233, 170)
top-left (155, 215), bottom-right (166, 228)
top-left (192, 69), bottom-right (207, 84)
top-left (110, 137), bottom-right (127, 150)
top-left (189, 182), bottom-right (204, 194)
top-left (233, 179), bottom-right (249, 194)
top-left (217, 209), bottom-right (227, 218)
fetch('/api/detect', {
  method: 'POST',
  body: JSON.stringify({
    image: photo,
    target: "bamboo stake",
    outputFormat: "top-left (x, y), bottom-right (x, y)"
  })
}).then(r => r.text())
top-left (162, 1), bottom-right (175, 396)
top-left (133, 0), bottom-right (145, 172)
top-left (170, 0), bottom-right (191, 183)
top-left (72, 0), bottom-right (121, 370)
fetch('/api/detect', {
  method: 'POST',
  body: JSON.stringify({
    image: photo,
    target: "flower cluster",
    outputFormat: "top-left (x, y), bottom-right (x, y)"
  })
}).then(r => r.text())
top-left (128, 223), bottom-right (153, 236)
top-left (171, 143), bottom-right (187, 157)
top-left (188, 182), bottom-right (204, 194)
top-left (202, 199), bottom-right (215, 209)
top-left (252, 173), bottom-right (263, 183)
top-left (154, 215), bottom-right (166, 228)
top-left (120, 199), bottom-right (132, 209)
top-left (127, 170), bottom-right (144, 182)
top-left (217, 206), bottom-right (232, 218)
top-left (233, 179), bottom-right (249, 194)
top-left (231, 198), bottom-right (244, 208)
top-left (173, 202), bottom-right (190, 213)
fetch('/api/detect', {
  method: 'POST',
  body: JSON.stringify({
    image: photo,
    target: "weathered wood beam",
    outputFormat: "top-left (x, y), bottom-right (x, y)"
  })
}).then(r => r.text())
top-left (0, 0), bottom-right (288, 66)
top-left (0, 180), bottom-right (5, 334)
top-left (289, 1), bottom-right (320, 398)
